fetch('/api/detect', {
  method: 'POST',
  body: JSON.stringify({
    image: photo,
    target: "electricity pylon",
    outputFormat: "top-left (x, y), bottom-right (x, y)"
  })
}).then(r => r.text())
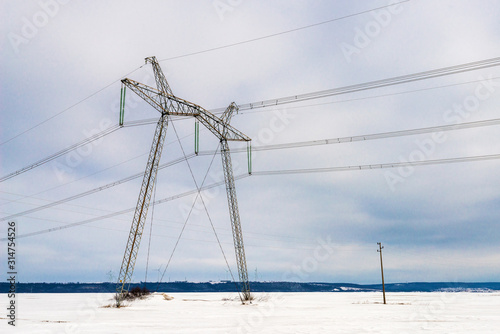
top-left (116, 56), bottom-right (252, 304)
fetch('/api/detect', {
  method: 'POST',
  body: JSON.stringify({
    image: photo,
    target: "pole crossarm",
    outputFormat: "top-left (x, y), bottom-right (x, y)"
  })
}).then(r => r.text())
top-left (121, 78), bottom-right (250, 142)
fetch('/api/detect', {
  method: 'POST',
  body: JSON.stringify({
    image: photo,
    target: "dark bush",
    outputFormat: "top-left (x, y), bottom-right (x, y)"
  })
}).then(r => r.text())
top-left (124, 286), bottom-right (150, 300)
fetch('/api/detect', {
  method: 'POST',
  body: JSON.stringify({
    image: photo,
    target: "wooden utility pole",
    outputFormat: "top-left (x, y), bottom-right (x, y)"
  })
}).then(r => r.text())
top-left (377, 242), bottom-right (386, 304)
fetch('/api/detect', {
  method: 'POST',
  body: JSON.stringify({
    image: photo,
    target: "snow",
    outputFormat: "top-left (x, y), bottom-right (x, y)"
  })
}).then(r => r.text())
top-left (338, 286), bottom-right (365, 291)
top-left (3, 292), bottom-right (500, 333)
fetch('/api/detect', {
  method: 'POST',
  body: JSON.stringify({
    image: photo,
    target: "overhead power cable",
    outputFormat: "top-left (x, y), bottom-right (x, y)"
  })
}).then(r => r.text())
top-left (3, 151), bottom-right (499, 241)
top-left (0, 125), bottom-right (122, 183)
top-left (0, 116), bottom-right (199, 184)
top-left (4, 117), bottom-right (500, 221)
top-left (252, 153), bottom-right (500, 176)
top-left (1, 174), bottom-right (250, 241)
top-left (0, 1), bottom-right (408, 147)
top-left (235, 75), bottom-right (500, 115)
top-left (4, 56), bottom-right (499, 183)
top-left (226, 57), bottom-right (500, 113)
top-left (0, 126), bottom-right (198, 208)
top-left (3, 50), bottom-right (496, 152)
top-left (114, 74), bottom-right (500, 118)
top-left (0, 154), bottom-right (197, 222)
top-left (0, 66), bottom-right (143, 147)
top-left (223, 118), bottom-right (500, 154)
top-left (159, 1), bottom-right (410, 62)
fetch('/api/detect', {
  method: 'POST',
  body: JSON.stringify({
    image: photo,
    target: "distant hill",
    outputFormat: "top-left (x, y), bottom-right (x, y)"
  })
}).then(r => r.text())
top-left (1, 281), bottom-right (500, 293)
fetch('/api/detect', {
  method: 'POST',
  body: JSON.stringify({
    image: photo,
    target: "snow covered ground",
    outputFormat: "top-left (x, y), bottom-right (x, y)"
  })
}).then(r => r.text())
top-left (3, 292), bottom-right (500, 333)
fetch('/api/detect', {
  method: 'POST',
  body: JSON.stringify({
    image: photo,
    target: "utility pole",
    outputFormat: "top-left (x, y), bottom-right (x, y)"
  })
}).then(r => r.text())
top-left (377, 242), bottom-right (386, 304)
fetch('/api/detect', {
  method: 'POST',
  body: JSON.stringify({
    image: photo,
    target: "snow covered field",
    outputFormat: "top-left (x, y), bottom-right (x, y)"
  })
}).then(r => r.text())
top-left (3, 292), bottom-right (500, 333)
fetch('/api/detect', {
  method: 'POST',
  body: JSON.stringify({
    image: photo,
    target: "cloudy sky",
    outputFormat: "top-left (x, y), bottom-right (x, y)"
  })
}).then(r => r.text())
top-left (1, 0), bottom-right (500, 285)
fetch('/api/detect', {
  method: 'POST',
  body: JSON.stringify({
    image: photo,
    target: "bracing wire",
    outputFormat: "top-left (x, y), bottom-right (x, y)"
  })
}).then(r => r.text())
top-left (154, 146), bottom-right (220, 292)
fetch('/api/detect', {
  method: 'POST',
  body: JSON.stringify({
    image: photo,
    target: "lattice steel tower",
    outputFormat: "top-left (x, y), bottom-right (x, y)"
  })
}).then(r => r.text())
top-left (115, 56), bottom-right (251, 304)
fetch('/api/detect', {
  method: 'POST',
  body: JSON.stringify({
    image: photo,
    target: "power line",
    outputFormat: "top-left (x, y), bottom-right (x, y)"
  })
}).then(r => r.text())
top-left (70, 221), bottom-right (347, 252)
top-left (1, 174), bottom-right (250, 241)
top-left (0, 1), bottom-right (409, 147)
top-left (0, 66), bottom-right (143, 147)
top-left (3, 151), bottom-right (500, 241)
top-left (106, 74), bottom-right (500, 118)
top-left (0, 126), bottom-right (198, 208)
top-left (0, 190), bottom-right (113, 213)
top-left (0, 199), bottom-right (110, 219)
top-left (3, 49), bottom-right (497, 156)
top-left (158, 1), bottom-right (410, 62)
top-left (5, 56), bottom-right (499, 184)
top-left (225, 118), bottom-right (500, 153)
top-left (0, 199), bottom-right (372, 252)
top-left (251, 153), bottom-right (500, 176)
top-left (0, 150), bottom-right (149, 210)
top-left (0, 119), bottom-right (162, 183)
top-left (0, 124), bottom-right (122, 183)
top-left (1, 199), bottom-right (329, 250)
top-left (236, 75), bottom-right (500, 115)
top-left (0, 114), bottom-right (206, 185)
top-left (227, 57), bottom-right (500, 113)
top-left (3, 55), bottom-right (500, 223)
top-left (4, 116), bottom-right (500, 221)
top-left (0, 154), bottom-right (197, 222)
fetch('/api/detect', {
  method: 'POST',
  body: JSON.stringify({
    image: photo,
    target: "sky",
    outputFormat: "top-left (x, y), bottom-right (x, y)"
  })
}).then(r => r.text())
top-left (1, 0), bottom-right (500, 285)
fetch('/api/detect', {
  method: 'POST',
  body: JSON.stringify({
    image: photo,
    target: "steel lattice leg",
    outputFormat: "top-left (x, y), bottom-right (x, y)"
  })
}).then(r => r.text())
top-left (220, 139), bottom-right (251, 301)
top-left (116, 114), bottom-right (168, 304)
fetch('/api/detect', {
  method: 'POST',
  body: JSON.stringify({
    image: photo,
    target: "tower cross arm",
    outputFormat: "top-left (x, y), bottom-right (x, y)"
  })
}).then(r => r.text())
top-left (121, 78), bottom-right (250, 142)
top-left (195, 111), bottom-right (251, 142)
top-left (122, 78), bottom-right (201, 117)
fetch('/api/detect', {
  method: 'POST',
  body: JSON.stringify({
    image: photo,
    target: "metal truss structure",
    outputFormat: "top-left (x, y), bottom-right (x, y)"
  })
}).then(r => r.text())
top-left (116, 56), bottom-right (251, 304)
